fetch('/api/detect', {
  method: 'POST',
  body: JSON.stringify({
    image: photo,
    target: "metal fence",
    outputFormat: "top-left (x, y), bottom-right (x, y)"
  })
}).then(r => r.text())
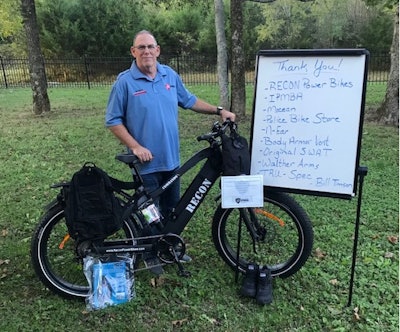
top-left (0, 52), bottom-right (390, 89)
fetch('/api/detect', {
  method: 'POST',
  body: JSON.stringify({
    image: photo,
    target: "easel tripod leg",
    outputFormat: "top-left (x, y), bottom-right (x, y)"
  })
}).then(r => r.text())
top-left (347, 166), bottom-right (368, 307)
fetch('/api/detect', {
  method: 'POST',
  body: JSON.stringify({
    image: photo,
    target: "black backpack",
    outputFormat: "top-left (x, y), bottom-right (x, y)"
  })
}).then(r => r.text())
top-left (64, 163), bottom-right (124, 241)
top-left (221, 129), bottom-right (251, 176)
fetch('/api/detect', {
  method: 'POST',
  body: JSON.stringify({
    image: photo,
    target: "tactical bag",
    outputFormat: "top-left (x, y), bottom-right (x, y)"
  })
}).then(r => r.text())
top-left (221, 130), bottom-right (251, 176)
top-left (64, 163), bottom-right (124, 241)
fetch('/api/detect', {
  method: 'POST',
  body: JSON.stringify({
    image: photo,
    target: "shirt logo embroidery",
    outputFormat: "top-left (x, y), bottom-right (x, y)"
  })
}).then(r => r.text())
top-left (133, 90), bottom-right (147, 96)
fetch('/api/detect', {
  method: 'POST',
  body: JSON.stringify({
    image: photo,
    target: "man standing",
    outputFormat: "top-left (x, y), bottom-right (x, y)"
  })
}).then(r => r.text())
top-left (106, 30), bottom-right (235, 218)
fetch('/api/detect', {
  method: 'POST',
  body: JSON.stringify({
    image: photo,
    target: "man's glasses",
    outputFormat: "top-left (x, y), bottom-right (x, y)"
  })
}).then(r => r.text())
top-left (134, 44), bottom-right (158, 51)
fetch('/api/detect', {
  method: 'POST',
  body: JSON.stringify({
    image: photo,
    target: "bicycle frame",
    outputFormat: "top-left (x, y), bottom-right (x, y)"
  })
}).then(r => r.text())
top-left (83, 136), bottom-right (225, 275)
top-left (93, 145), bottom-right (222, 250)
top-left (150, 145), bottom-right (222, 234)
top-left (30, 119), bottom-right (315, 299)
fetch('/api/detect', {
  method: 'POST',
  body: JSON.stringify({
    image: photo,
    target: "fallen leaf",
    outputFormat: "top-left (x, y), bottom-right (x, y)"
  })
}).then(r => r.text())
top-left (150, 276), bottom-right (165, 288)
top-left (384, 252), bottom-right (394, 258)
top-left (172, 318), bottom-right (188, 328)
top-left (329, 278), bottom-right (339, 286)
top-left (1, 229), bottom-right (8, 237)
top-left (353, 307), bottom-right (361, 321)
top-left (314, 247), bottom-right (327, 261)
top-left (0, 259), bottom-right (10, 265)
top-left (387, 235), bottom-right (398, 244)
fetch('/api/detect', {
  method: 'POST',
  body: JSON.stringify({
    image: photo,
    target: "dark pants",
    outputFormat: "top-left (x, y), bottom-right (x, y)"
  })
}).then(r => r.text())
top-left (141, 169), bottom-right (180, 218)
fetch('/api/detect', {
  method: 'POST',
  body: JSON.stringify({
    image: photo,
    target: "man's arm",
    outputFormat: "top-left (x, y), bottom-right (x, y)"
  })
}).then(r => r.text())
top-left (190, 99), bottom-right (236, 122)
top-left (108, 124), bottom-right (153, 162)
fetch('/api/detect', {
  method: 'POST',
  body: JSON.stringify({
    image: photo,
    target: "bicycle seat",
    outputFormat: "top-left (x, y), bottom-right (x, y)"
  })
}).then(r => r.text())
top-left (116, 153), bottom-right (140, 165)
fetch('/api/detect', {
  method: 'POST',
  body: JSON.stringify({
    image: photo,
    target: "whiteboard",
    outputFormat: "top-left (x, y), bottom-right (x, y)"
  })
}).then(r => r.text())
top-left (250, 49), bottom-right (369, 198)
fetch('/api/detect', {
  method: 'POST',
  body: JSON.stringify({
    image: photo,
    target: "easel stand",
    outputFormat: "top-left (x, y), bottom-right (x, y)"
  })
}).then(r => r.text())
top-left (233, 167), bottom-right (368, 306)
top-left (347, 166), bottom-right (368, 307)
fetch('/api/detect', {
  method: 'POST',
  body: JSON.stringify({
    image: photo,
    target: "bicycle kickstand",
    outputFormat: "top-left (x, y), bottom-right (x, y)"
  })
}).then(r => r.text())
top-left (169, 247), bottom-right (191, 277)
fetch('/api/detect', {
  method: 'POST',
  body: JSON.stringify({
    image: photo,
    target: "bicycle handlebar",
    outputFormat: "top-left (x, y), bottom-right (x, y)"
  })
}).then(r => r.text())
top-left (196, 120), bottom-right (235, 142)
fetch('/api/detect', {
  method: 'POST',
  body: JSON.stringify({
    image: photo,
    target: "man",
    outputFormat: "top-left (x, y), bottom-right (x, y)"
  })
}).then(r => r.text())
top-left (106, 30), bottom-right (235, 215)
top-left (105, 30), bottom-right (235, 273)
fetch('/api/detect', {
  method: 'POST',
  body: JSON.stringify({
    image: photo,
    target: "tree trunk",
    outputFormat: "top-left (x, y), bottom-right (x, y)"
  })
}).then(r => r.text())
top-left (20, 0), bottom-right (50, 115)
top-left (376, 6), bottom-right (398, 127)
top-left (214, 0), bottom-right (230, 109)
top-left (230, 0), bottom-right (246, 119)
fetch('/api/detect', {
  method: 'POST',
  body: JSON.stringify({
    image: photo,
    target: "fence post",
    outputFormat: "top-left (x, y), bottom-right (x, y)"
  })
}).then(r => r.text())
top-left (0, 56), bottom-right (8, 89)
top-left (84, 55), bottom-right (91, 89)
top-left (176, 54), bottom-right (180, 75)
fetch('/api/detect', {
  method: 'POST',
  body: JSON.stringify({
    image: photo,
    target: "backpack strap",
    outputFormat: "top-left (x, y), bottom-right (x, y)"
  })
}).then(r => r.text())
top-left (109, 176), bottom-right (139, 192)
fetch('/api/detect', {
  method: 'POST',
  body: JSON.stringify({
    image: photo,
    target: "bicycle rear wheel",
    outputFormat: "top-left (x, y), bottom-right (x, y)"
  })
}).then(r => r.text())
top-left (212, 191), bottom-right (313, 278)
top-left (31, 203), bottom-right (138, 300)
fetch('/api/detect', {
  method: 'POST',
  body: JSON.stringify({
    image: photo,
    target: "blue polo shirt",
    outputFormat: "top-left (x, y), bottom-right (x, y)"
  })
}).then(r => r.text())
top-left (105, 61), bottom-right (197, 174)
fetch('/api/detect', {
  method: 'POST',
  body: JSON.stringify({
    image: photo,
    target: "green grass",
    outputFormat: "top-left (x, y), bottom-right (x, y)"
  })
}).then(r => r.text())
top-left (0, 84), bottom-right (398, 331)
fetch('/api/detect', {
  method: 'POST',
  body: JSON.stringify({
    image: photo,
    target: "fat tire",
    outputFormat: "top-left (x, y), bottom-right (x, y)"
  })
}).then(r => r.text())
top-left (212, 190), bottom-right (313, 278)
top-left (31, 203), bottom-right (138, 300)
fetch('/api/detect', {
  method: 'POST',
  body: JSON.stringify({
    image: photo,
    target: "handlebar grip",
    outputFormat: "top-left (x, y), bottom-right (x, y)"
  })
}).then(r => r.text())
top-left (197, 120), bottom-right (237, 142)
top-left (197, 134), bottom-right (210, 141)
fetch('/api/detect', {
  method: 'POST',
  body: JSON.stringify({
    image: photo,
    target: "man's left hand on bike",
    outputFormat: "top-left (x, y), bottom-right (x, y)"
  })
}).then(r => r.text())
top-left (131, 145), bottom-right (153, 163)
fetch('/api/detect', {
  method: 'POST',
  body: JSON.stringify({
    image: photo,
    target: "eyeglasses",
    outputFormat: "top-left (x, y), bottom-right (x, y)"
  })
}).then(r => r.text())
top-left (134, 44), bottom-right (158, 51)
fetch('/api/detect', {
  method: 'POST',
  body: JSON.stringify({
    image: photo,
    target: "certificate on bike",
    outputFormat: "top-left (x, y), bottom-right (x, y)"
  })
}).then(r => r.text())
top-left (221, 175), bottom-right (264, 208)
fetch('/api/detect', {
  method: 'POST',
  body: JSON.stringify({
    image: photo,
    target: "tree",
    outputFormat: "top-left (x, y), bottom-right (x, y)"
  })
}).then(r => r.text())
top-left (0, 0), bottom-right (21, 40)
top-left (20, 0), bottom-right (50, 115)
top-left (36, 0), bottom-right (147, 57)
top-left (214, 0), bottom-right (229, 108)
top-left (375, 5), bottom-right (398, 126)
top-left (228, 0), bottom-right (311, 118)
top-left (256, 0), bottom-right (315, 48)
top-left (0, 0), bottom-right (23, 57)
top-left (362, 0), bottom-right (398, 126)
top-left (230, 0), bottom-right (246, 118)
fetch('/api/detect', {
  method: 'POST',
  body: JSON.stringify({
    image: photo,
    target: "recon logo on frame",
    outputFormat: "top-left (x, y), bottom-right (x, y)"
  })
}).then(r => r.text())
top-left (185, 178), bottom-right (212, 213)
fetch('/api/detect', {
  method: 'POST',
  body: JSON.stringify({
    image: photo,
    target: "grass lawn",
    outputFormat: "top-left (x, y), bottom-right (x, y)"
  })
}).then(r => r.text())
top-left (0, 84), bottom-right (398, 331)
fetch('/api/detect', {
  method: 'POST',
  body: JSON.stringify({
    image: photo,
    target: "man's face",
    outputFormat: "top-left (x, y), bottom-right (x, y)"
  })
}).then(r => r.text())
top-left (131, 33), bottom-right (160, 72)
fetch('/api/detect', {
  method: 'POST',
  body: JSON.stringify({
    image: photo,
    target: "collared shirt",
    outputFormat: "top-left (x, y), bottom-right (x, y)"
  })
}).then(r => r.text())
top-left (105, 61), bottom-right (197, 174)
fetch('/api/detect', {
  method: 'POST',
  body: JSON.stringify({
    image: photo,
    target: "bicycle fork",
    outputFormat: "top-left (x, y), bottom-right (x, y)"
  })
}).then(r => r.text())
top-left (240, 208), bottom-right (267, 254)
top-left (240, 206), bottom-right (286, 253)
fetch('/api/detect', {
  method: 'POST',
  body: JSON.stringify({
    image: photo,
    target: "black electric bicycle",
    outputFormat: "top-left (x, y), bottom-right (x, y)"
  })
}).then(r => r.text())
top-left (31, 121), bottom-right (314, 300)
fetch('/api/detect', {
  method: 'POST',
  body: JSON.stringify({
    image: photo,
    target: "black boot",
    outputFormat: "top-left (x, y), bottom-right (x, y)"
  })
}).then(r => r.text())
top-left (240, 263), bottom-right (258, 298)
top-left (256, 266), bottom-right (273, 305)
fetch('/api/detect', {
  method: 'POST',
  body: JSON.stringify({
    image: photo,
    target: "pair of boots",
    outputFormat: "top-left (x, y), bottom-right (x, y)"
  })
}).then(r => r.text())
top-left (240, 263), bottom-right (273, 305)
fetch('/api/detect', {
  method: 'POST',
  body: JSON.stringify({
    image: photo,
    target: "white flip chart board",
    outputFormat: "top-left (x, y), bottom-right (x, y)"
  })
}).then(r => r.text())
top-left (250, 49), bottom-right (369, 198)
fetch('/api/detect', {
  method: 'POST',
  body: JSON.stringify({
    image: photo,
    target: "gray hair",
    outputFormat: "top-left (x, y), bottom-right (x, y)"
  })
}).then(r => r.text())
top-left (133, 30), bottom-right (157, 45)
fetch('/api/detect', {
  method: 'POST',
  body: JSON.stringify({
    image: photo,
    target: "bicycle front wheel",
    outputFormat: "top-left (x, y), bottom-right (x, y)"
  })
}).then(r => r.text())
top-left (212, 191), bottom-right (313, 278)
top-left (30, 203), bottom-right (138, 300)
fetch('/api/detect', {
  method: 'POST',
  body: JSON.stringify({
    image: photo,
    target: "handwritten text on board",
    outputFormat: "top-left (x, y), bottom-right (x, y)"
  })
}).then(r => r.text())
top-left (251, 53), bottom-right (367, 196)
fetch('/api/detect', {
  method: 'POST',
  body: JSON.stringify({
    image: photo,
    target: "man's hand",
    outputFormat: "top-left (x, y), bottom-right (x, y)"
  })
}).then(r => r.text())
top-left (131, 146), bottom-right (153, 163)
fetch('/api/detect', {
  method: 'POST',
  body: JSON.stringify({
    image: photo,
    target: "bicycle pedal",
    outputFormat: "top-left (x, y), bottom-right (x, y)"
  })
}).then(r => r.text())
top-left (175, 259), bottom-right (191, 277)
